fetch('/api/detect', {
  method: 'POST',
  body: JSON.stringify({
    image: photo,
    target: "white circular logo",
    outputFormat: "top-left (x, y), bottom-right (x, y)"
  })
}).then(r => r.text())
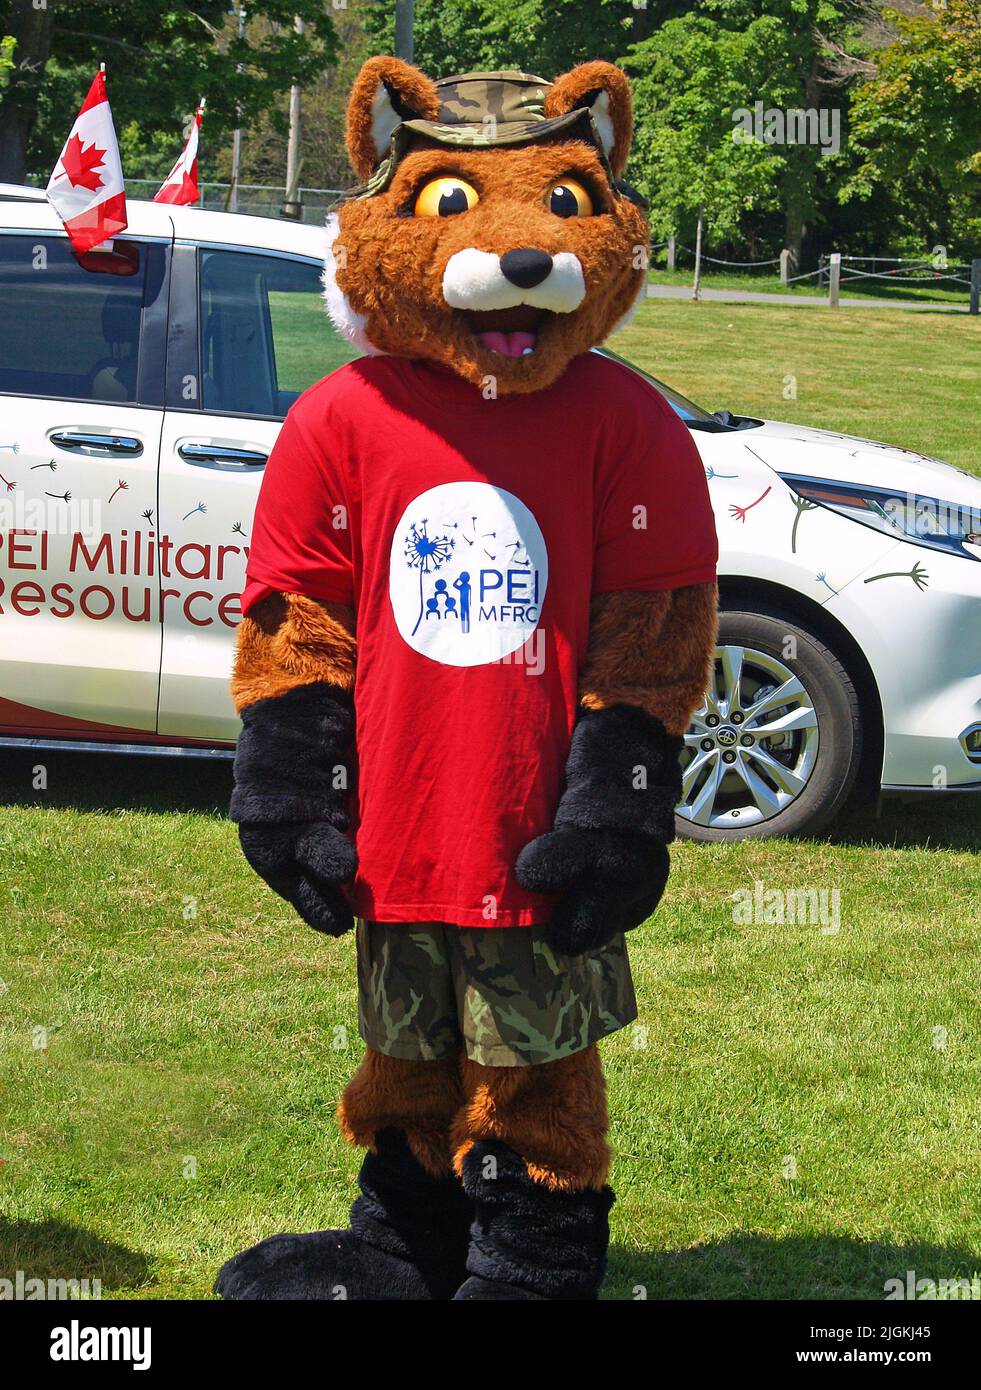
top-left (389, 481), bottom-right (548, 667)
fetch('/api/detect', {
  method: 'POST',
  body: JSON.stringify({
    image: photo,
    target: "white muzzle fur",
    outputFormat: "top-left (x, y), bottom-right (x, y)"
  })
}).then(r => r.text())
top-left (442, 248), bottom-right (586, 313)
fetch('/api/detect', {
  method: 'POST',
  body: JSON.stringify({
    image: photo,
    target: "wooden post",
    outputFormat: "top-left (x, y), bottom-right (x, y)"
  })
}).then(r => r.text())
top-left (667, 234), bottom-right (676, 272)
top-left (970, 258), bottom-right (981, 315)
top-left (692, 212), bottom-right (703, 302)
top-left (828, 251), bottom-right (841, 308)
top-left (281, 16), bottom-right (304, 220)
top-left (780, 249), bottom-right (790, 286)
top-left (394, 0), bottom-right (414, 61)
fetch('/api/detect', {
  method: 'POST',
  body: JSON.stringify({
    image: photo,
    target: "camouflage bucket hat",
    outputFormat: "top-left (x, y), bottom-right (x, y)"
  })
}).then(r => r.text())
top-left (354, 69), bottom-right (618, 200)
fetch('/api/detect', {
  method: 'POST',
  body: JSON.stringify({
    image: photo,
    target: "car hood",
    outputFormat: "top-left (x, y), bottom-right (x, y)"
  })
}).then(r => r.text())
top-left (742, 419), bottom-right (981, 504)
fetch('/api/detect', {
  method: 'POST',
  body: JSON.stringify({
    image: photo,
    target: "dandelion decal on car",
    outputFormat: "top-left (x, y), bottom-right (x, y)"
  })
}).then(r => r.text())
top-left (790, 495), bottom-right (819, 553)
top-left (815, 571), bottom-right (839, 596)
top-left (729, 485), bottom-right (772, 523)
top-left (232, 521), bottom-right (248, 537)
top-left (182, 501), bottom-right (207, 521)
top-left (863, 561), bottom-right (929, 591)
top-left (107, 479), bottom-right (128, 503)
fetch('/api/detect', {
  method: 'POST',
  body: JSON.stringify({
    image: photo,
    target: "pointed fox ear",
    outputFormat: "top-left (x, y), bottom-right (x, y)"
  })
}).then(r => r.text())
top-left (543, 61), bottom-right (633, 178)
top-left (346, 56), bottom-right (440, 182)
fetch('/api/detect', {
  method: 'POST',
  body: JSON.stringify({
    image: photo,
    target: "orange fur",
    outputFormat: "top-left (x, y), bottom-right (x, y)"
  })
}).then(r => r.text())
top-left (230, 592), bottom-right (357, 714)
top-left (338, 1048), bottom-right (465, 1178)
top-left (345, 57), bottom-right (440, 182)
top-left (579, 584), bottom-right (718, 735)
top-left (335, 138), bottom-right (647, 396)
top-left (452, 1046), bottom-right (610, 1192)
top-left (543, 61), bottom-right (634, 178)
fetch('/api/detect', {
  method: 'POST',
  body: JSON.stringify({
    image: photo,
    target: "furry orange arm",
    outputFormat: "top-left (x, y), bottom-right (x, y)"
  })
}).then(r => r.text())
top-left (579, 583), bottom-right (718, 735)
top-left (231, 592), bottom-right (357, 714)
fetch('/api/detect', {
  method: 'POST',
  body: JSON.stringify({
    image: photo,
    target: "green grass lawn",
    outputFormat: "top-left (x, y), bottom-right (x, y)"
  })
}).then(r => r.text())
top-left (2, 298), bottom-right (980, 1301)
top-left (616, 296), bottom-right (981, 477)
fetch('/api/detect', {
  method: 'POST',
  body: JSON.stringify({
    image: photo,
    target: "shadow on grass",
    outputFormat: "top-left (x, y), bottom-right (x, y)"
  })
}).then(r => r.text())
top-left (825, 787), bottom-right (981, 854)
top-left (0, 1217), bottom-right (154, 1294)
top-left (0, 747), bottom-right (232, 817)
top-left (1, 747), bottom-right (977, 852)
top-left (605, 1232), bottom-right (981, 1301)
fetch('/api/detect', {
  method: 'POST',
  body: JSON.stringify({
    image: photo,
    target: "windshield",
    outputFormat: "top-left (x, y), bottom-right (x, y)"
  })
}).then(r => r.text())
top-left (598, 348), bottom-right (718, 423)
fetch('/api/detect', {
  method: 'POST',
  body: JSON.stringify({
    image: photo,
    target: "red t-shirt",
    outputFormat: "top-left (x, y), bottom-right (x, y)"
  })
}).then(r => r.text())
top-left (242, 353), bottom-right (718, 927)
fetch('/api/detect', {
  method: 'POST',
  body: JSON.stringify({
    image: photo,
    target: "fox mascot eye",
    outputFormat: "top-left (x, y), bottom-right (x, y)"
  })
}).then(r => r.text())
top-left (549, 179), bottom-right (594, 218)
top-left (414, 176), bottom-right (480, 218)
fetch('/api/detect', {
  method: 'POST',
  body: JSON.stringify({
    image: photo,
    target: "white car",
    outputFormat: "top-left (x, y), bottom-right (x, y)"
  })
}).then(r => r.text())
top-left (1, 186), bottom-right (979, 841)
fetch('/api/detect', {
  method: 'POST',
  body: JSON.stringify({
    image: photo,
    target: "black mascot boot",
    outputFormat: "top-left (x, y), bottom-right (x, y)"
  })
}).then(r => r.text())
top-left (215, 1128), bottom-right (472, 1300)
top-left (453, 1139), bottom-right (615, 1301)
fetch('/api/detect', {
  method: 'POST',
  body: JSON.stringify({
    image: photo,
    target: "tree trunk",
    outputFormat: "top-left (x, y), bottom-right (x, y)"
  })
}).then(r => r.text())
top-left (0, 0), bottom-right (55, 184)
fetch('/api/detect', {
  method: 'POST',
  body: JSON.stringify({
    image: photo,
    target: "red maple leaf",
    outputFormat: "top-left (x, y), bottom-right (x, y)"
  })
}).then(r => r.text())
top-left (60, 132), bottom-right (106, 192)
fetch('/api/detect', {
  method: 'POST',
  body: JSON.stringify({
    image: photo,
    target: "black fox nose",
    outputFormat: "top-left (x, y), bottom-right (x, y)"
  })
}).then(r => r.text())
top-left (500, 248), bottom-right (553, 289)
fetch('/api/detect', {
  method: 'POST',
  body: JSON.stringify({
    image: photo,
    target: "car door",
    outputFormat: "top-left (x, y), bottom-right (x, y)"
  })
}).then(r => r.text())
top-left (156, 241), bottom-right (359, 742)
top-left (0, 231), bottom-right (168, 737)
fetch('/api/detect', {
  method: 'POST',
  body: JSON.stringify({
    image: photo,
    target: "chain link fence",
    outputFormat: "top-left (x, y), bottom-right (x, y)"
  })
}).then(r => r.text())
top-left (124, 179), bottom-right (350, 224)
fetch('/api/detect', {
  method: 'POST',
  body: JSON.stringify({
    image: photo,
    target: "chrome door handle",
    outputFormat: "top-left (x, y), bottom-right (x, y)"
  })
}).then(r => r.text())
top-left (50, 430), bottom-right (144, 457)
top-left (178, 443), bottom-right (268, 469)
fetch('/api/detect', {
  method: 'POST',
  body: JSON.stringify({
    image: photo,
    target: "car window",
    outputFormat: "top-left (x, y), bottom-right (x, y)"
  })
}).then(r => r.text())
top-left (198, 249), bottom-right (360, 417)
top-left (0, 235), bottom-right (151, 403)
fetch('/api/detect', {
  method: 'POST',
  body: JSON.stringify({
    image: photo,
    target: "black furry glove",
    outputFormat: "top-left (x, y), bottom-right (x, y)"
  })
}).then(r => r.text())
top-left (515, 704), bottom-right (682, 957)
top-left (230, 682), bottom-right (357, 936)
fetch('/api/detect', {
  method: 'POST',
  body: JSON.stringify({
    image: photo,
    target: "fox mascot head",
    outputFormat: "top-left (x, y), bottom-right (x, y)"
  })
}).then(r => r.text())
top-left (324, 58), bottom-right (648, 395)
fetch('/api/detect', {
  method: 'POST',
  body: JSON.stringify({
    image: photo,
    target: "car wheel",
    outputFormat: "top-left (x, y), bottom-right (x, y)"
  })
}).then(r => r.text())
top-left (676, 607), bottom-right (863, 842)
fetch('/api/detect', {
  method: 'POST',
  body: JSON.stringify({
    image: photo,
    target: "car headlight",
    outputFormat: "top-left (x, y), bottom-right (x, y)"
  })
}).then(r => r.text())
top-left (779, 473), bottom-right (981, 562)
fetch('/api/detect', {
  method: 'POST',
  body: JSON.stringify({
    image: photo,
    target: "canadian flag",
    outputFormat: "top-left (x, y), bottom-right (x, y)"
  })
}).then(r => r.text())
top-left (154, 100), bottom-right (205, 207)
top-left (46, 68), bottom-right (128, 253)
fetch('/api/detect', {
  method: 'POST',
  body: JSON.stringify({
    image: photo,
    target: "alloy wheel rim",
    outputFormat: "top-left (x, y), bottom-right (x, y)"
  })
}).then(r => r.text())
top-left (677, 644), bottom-right (820, 829)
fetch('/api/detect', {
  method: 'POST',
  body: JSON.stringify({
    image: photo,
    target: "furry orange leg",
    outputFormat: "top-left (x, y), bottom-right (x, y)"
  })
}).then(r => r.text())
top-left (451, 1044), bottom-right (610, 1193)
top-left (338, 1048), bottom-right (465, 1178)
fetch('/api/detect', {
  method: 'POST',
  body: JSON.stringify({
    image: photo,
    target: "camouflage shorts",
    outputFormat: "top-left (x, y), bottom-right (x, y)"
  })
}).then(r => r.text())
top-left (356, 920), bottom-right (637, 1067)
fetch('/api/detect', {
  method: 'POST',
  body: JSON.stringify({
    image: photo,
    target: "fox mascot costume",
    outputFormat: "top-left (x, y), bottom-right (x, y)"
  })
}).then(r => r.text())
top-left (215, 57), bottom-right (718, 1301)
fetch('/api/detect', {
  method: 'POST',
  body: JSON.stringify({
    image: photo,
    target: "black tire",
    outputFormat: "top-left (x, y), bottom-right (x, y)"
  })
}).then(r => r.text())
top-left (676, 606), bottom-right (863, 843)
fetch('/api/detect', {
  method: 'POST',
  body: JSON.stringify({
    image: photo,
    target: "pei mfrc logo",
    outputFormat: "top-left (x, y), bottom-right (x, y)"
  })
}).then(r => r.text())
top-left (389, 481), bottom-right (548, 668)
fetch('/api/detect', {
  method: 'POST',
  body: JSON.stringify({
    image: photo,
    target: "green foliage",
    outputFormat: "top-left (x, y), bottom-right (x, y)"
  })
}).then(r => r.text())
top-left (842, 2), bottom-right (981, 250)
top-left (365, 0), bottom-right (652, 77)
top-left (625, 15), bottom-right (786, 243)
top-left (0, 1), bottom-right (338, 181)
top-left (0, 34), bottom-right (14, 91)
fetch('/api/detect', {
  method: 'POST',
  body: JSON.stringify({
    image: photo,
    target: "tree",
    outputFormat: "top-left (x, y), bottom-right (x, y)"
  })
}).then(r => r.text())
top-left (841, 1), bottom-right (981, 253)
top-left (364, 0), bottom-right (689, 78)
top-left (625, 14), bottom-right (786, 273)
top-left (626, 1), bottom-right (862, 265)
top-left (0, 0), bottom-right (339, 185)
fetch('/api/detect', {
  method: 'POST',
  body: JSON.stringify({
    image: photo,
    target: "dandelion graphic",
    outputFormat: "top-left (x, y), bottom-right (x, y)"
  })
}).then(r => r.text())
top-left (31, 460), bottom-right (57, 471)
top-left (815, 571), bottom-right (839, 596)
top-left (232, 521), bottom-right (247, 537)
top-left (45, 490), bottom-right (71, 502)
top-left (729, 485), bottom-right (772, 523)
top-left (790, 495), bottom-right (819, 553)
top-left (704, 465), bottom-right (739, 481)
top-left (182, 501), bottom-right (207, 520)
top-left (0, 442), bottom-right (18, 454)
top-left (108, 479), bottom-right (129, 503)
top-left (142, 508), bottom-right (155, 524)
top-left (863, 561), bottom-right (929, 591)
top-left (405, 518), bottom-right (454, 636)
top-left (0, 471), bottom-right (14, 492)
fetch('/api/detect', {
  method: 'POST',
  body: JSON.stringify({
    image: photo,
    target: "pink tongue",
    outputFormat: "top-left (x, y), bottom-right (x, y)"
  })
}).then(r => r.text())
top-left (478, 330), bottom-right (536, 357)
